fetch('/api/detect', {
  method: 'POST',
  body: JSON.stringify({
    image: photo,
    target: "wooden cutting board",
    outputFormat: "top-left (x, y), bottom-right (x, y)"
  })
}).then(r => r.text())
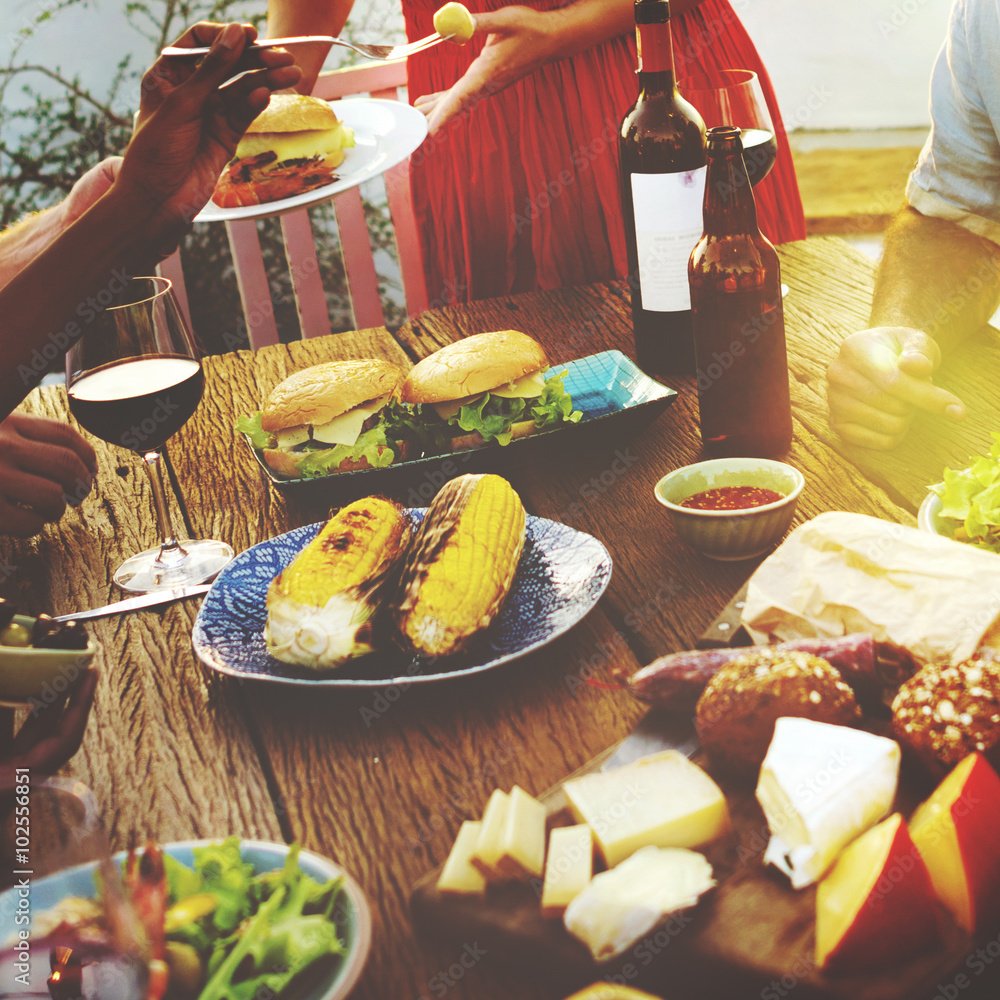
top-left (409, 616), bottom-right (999, 1000)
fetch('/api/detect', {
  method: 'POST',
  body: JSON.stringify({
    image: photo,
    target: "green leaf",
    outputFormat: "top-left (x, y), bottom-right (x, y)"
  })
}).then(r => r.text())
top-left (235, 411), bottom-right (275, 450)
top-left (293, 424), bottom-right (394, 478)
top-left (531, 371), bottom-right (582, 428)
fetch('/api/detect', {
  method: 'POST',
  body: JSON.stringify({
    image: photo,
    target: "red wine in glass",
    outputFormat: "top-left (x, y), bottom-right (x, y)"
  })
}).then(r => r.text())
top-left (66, 277), bottom-right (233, 593)
top-left (679, 71), bottom-right (777, 187)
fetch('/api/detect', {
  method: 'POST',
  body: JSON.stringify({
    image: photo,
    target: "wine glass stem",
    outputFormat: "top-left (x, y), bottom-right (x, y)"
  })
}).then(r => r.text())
top-left (142, 450), bottom-right (189, 570)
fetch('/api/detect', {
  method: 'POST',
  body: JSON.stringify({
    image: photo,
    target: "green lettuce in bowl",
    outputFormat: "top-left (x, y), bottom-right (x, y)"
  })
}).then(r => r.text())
top-left (927, 432), bottom-right (1000, 551)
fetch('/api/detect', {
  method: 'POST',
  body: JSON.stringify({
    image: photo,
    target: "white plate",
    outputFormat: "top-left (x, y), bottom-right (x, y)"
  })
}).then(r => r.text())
top-left (194, 98), bottom-right (428, 223)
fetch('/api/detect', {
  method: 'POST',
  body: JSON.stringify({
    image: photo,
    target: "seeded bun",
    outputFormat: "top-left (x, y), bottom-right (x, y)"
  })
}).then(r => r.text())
top-left (261, 359), bottom-right (405, 433)
top-left (399, 331), bottom-right (549, 405)
top-left (244, 93), bottom-right (340, 136)
top-left (892, 652), bottom-right (1000, 775)
top-left (696, 648), bottom-right (861, 777)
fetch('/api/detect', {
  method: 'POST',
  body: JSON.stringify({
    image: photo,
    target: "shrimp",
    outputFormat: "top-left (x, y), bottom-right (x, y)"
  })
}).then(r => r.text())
top-left (211, 153), bottom-right (339, 208)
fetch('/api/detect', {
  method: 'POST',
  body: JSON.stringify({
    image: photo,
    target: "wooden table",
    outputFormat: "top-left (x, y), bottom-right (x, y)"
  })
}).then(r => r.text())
top-left (4, 236), bottom-right (999, 999)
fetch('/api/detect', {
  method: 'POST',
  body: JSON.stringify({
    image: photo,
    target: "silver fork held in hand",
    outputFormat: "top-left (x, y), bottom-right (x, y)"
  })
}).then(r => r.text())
top-left (160, 32), bottom-right (451, 62)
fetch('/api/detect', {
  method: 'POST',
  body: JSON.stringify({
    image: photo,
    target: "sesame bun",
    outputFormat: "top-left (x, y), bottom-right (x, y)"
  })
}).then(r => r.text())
top-left (399, 331), bottom-right (549, 405)
top-left (245, 93), bottom-right (340, 135)
top-left (261, 359), bottom-right (404, 432)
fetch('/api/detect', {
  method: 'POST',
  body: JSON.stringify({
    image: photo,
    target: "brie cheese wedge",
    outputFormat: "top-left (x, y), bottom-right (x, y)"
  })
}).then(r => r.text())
top-left (563, 846), bottom-right (715, 961)
top-left (756, 717), bottom-right (900, 889)
top-left (312, 394), bottom-right (390, 446)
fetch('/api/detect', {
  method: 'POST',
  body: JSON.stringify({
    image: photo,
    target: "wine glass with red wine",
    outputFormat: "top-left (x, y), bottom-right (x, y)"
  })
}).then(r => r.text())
top-left (66, 276), bottom-right (233, 593)
top-left (679, 70), bottom-right (777, 188)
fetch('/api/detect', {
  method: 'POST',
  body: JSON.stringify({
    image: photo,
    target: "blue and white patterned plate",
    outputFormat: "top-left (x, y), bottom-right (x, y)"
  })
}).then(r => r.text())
top-left (192, 510), bottom-right (613, 687)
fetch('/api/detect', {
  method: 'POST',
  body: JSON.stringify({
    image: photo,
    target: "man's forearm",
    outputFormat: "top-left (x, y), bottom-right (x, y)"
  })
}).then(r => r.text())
top-left (0, 187), bottom-right (166, 420)
top-left (871, 207), bottom-right (1000, 355)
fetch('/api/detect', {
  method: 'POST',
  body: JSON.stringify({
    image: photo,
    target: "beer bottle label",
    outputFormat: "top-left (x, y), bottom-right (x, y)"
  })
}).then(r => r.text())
top-left (630, 166), bottom-right (707, 312)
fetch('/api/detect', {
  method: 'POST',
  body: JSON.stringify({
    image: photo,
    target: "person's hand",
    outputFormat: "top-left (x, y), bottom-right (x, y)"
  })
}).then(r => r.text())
top-left (826, 327), bottom-right (967, 449)
top-left (414, 6), bottom-right (557, 134)
top-left (0, 670), bottom-right (97, 798)
top-left (0, 414), bottom-right (98, 537)
top-left (115, 21), bottom-right (302, 247)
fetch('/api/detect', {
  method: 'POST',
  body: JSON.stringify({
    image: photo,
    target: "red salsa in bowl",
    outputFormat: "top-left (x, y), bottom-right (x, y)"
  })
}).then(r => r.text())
top-left (680, 485), bottom-right (784, 511)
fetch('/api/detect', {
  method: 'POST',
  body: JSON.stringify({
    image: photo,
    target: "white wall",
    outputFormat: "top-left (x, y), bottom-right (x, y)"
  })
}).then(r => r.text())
top-left (738, 0), bottom-right (953, 131)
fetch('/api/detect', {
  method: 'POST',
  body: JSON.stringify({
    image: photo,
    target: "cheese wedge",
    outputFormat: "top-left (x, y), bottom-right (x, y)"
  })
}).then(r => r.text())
top-left (275, 424), bottom-right (309, 449)
top-left (756, 717), bottom-right (900, 889)
top-left (563, 846), bottom-right (715, 961)
top-left (471, 789), bottom-right (509, 880)
top-left (497, 785), bottom-right (546, 879)
top-left (562, 750), bottom-right (730, 867)
top-left (437, 821), bottom-right (487, 896)
top-left (312, 393), bottom-right (390, 446)
top-left (541, 823), bottom-right (592, 918)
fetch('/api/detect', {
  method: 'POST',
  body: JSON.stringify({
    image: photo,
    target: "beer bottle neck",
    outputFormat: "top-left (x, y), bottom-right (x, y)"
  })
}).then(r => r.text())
top-left (703, 135), bottom-right (761, 236)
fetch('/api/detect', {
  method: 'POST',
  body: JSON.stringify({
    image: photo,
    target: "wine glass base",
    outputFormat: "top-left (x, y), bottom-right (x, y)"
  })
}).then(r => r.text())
top-left (114, 539), bottom-right (234, 593)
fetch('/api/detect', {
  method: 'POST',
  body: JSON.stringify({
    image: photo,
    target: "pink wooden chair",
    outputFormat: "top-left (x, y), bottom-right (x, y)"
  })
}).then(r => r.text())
top-left (160, 58), bottom-right (428, 350)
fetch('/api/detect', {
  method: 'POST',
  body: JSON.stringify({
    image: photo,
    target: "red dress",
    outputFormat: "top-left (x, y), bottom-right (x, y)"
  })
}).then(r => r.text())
top-left (403, 0), bottom-right (805, 304)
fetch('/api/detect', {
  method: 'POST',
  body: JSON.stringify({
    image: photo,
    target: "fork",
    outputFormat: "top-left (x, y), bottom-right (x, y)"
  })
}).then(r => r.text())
top-left (161, 32), bottom-right (451, 62)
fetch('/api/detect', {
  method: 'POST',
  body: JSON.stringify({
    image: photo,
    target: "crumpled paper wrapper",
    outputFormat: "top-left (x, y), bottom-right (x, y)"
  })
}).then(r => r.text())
top-left (741, 511), bottom-right (1000, 666)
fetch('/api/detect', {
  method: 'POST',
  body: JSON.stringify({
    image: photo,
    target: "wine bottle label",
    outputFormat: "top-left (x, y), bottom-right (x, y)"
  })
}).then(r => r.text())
top-left (631, 167), bottom-right (707, 312)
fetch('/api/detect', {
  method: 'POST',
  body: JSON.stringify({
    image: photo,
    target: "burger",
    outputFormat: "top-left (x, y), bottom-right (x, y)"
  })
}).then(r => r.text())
top-left (236, 359), bottom-right (406, 477)
top-left (393, 330), bottom-right (581, 452)
top-left (212, 93), bottom-right (355, 208)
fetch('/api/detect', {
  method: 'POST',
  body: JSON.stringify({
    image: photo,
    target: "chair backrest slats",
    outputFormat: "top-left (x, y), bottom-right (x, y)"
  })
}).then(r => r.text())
top-left (280, 210), bottom-right (333, 339)
top-left (227, 218), bottom-right (280, 349)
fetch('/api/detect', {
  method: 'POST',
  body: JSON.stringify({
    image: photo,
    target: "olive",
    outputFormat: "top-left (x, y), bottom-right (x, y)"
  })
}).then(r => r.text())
top-left (34, 620), bottom-right (89, 651)
top-left (0, 599), bottom-right (15, 631)
top-left (0, 622), bottom-right (32, 647)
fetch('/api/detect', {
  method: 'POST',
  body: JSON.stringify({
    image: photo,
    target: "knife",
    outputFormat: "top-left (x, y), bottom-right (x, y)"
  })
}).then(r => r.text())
top-left (54, 584), bottom-right (213, 622)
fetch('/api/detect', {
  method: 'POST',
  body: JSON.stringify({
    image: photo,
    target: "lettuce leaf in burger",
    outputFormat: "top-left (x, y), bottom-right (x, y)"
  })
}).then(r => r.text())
top-left (394, 330), bottom-right (581, 453)
top-left (236, 359), bottom-right (408, 478)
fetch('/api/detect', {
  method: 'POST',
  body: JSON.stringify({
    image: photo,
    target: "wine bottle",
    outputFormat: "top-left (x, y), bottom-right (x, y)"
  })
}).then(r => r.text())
top-left (619, 0), bottom-right (706, 375)
top-left (689, 126), bottom-right (792, 458)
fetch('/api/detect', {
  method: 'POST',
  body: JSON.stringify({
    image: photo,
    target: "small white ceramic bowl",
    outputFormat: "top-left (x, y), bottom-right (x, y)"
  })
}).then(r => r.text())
top-left (0, 615), bottom-right (96, 704)
top-left (917, 491), bottom-right (954, 539)
top-left (654, 457), bottom-right (805, 561)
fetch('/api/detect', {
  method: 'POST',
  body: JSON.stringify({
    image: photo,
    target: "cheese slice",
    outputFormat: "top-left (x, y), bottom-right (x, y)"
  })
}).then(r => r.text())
top-left (756, 717), bottom-right (900, 889)
top-left (275, 424), bottom-right (310, 449)
top-left (311, 394), bottom-right (390, 446)
top-left (497, 785), bottom-right (546, 879)
top-left (563, 846), bottom-right (715, 961)
top-left (471, 789), bottom-right (509, 880)
top-left (431, 394), bottom-right (478, 421)
top-left (563, 750), bottom-right (730, 867)
top-left (490, 369), bottom-right (546, 399)
top-left (541, 823), bottom-right (593, 918)
top-left (436, 821), bottom-right (487, 896)
top-left (236, 123), bottom-right (353, 164)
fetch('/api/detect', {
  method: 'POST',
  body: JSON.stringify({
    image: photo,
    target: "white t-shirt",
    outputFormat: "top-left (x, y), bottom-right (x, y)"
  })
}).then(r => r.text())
top-left (907, 0), bottom-right (1000, 245)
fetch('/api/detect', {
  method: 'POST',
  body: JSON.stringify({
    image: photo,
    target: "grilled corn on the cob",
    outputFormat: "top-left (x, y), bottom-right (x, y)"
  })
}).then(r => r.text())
top-left (396, 474), bottom-right (526, 657)
top-left (265, 496), bottom-right (411, 669)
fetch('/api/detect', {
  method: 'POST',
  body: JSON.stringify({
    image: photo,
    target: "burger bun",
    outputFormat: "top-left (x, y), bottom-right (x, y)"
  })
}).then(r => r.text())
top-left (262, 358), bottom-right (405, 433)
top-left (399, 330), bottom-right (549, 405)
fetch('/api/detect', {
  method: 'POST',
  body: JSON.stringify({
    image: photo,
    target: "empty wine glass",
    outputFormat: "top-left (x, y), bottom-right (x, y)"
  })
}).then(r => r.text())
top-left (65, 276), bottom-right (233, 593)
top-left (679, 70), bottom-right (777, 188)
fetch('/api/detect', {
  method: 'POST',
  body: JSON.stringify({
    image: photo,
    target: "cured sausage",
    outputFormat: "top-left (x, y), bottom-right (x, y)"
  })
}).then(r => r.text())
top-left (629, 633), bottom-right (919, 714)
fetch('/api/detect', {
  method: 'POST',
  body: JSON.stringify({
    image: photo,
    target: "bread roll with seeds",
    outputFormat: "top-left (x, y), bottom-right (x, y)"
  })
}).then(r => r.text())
top-left (891, 652), bottom-right (1000, 775)
top-left (695, 648), bottom-right (861, 777)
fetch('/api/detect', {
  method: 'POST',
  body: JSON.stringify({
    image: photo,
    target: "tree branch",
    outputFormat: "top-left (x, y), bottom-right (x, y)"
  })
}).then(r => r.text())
top-left (0, 65), bottom-right (131, 128)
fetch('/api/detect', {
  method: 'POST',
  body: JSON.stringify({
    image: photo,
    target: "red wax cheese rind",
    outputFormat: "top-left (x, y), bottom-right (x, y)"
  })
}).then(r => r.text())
top-left (817, 813), bottom-right (941, 971)
top-left (909, 752), bottom-right (1000, 934)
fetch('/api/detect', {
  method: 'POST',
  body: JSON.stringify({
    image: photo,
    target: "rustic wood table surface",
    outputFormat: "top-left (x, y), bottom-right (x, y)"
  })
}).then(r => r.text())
top-left (3, 235), bottom-right (999, 999)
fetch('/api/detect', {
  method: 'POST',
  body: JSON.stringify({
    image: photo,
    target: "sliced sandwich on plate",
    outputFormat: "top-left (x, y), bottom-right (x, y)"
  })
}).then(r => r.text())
top-left (212, 93), bottom-right (355, 207)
